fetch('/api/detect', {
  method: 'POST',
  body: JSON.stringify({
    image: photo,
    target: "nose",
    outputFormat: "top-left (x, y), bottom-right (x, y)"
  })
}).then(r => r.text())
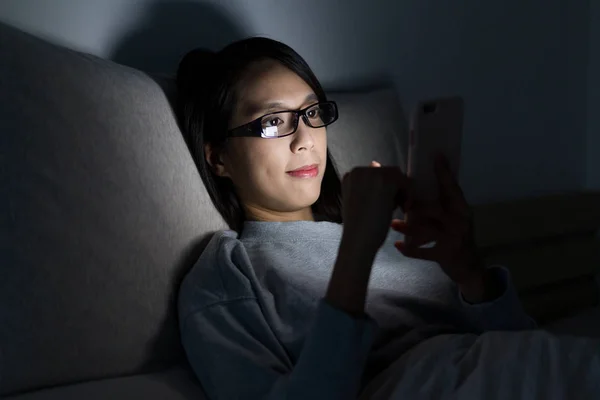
top-left (290, 118), bottom-right (315, 153)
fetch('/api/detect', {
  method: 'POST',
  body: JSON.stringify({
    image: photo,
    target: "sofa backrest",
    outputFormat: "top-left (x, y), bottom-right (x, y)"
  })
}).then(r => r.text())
top-left (0, 22), bottom-right (407, 396)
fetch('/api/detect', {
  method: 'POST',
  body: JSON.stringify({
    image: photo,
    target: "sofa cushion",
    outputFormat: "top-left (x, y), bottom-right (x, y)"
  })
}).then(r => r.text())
top-left (3, 367), bottom-right (207, 400)
top-left (473, 191), bottom-right (600, 248)
top-left (473, 192), bottom-right (600, 324)
top-left (473, 191), bottom-right (600, 293)
top-left (0, 22), bottom-right (408, 396)
top-left (0, 22), bottom-right (227, 396)
top-left (326, 87), bottom-right (408, 175)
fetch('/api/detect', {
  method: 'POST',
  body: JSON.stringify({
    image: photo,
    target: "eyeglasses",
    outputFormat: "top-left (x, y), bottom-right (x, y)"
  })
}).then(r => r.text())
top-left (227, 101), bottom-right (338, 139)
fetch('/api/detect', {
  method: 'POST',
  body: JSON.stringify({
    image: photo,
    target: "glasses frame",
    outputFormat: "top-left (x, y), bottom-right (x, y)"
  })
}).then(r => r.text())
top-left (227, 101), bottom-right (338, 139)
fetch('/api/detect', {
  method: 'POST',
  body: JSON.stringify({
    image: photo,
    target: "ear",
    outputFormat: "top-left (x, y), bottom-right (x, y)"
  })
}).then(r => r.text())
top-left (204, 143), bottom-right (231, 178)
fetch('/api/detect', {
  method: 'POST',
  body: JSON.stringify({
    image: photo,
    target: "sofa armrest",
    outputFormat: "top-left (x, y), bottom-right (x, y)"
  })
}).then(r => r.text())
top-left (471, 191), bottom-right (600, 323)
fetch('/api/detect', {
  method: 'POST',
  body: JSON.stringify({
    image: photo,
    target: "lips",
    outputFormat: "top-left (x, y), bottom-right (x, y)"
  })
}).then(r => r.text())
top-left (287, 164), bottom-right (319, 178)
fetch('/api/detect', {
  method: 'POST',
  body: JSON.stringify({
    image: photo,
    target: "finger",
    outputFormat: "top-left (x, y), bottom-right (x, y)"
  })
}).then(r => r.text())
top-left (402, 178), bottom-right (416, 211)
top-left (410, 202), bottom-right (445, 221)
top-left (393, 231), bottom-right (437, 249)
top-left (388, 169), bottom-right (412, 210)
top-left (390, 219), bottom-right (409, 234)
top-left (407, 203), bottom-right (451, 231)
top-left (434, 154), bottom-right (459, 195)
top-left (391, 219), bottom-right (440, 247)
top-left (370, 166), bottom-right (412, 211)
top-left (390, 218), bottom-right (405, 227)
top-left (394, 241), bottom-right (438, 262)
top-left (434, 154), bottom-right (469, 213)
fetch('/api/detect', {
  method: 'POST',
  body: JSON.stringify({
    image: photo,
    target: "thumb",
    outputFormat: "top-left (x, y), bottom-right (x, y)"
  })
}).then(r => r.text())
top-left (370, 160), bottom-right (381, 167)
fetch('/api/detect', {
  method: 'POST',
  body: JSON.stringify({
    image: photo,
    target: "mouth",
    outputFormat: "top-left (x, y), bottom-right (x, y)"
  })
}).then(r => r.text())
top-left (286, 164), bottom-right (319, 178)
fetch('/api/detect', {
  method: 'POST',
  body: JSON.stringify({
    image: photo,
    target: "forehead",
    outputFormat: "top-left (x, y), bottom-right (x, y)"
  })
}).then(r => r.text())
top-left (236, 60), bottom-right (317, 116)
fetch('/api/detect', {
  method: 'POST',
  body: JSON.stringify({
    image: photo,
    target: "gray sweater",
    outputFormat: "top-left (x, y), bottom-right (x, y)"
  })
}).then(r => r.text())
top-left (178, 221), bottom-right (536, 400)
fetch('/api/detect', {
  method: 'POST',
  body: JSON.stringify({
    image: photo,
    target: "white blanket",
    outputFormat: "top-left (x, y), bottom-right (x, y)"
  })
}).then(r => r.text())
top-left (361, 331), bottom-right (600, 400)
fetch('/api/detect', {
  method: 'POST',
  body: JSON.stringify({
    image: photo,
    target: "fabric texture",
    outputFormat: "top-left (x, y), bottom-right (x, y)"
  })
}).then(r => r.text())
top-left (473, 191), bottom-right (600, 292)
top-left (472, 191), bottom-right (600, 249)
top-left (0, 21), bottom-right (227, 395)
top-left (472, 192), bottom-right (600, 321)
top-left (2, 367), bottom-right (206, 400)
top-left (359, 331), bottom-right (600, 400)
top-left (325, 88), bottom-right (408, 176)
top-left (520, 275), bottom-right (599, 324)
top-left (178, 220), bottom-right (535, 399)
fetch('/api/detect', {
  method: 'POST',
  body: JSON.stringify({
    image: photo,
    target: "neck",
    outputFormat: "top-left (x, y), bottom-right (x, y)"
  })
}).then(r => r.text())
top-left (244, 204), bottom-right (314, 223)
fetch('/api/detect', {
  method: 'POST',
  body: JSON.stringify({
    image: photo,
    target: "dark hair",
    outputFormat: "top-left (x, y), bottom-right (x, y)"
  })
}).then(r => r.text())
top-left (176, 37), bottom-right (342, 232)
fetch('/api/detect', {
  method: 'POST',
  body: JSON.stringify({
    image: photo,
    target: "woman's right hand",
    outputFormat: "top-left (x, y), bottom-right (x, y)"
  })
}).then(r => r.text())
top-left (340, 161), bottom-right (412, 256)
top-left (326, 161), bottom-right (412, 316)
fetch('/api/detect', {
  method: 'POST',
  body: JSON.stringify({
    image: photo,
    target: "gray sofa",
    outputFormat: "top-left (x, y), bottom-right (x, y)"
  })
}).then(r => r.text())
top-left (3, 21), bottom-right (600, 399)
top-left (0, 22), bottom-right (406, 399)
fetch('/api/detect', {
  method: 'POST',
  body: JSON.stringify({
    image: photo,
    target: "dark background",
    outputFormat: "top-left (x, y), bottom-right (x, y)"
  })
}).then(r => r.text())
top-left (1, 0), bottom-right (597, 202)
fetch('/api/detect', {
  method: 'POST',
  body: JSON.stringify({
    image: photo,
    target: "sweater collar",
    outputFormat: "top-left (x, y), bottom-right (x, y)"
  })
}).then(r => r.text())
top-left (239, 220), bottom-right (343, 242)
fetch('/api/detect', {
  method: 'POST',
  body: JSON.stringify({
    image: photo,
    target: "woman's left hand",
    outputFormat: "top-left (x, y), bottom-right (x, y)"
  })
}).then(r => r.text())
top-left (389, 155), bottom-right (498, 303)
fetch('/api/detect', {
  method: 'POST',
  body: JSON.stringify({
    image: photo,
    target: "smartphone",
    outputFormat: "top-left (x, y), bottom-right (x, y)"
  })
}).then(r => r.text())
top-left (405, 97), bottom-right (464, 247)
top-left (407, 96), bottom-right (464, 205)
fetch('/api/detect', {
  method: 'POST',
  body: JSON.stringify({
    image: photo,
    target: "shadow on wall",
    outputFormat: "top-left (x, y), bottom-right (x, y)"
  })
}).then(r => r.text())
top-left (110, 2), bottom-right (248, 397)
top-left (111, 0), bottom-right (249, 74)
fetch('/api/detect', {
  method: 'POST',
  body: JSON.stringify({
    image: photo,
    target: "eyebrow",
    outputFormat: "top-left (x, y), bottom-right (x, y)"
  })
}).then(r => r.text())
top-left (243, 93), bottom-right (319, 118)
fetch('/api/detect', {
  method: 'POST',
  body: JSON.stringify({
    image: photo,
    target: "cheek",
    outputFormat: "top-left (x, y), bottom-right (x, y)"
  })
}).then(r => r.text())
top-left (320, 131), bottom-right (328, 156)
top-left (228, 142), bottom-right (286, 188)
top-left (224, 143), bottom-right (256, 183)
top-left (251, 146), bottom-right (288, 184)
top-left (318, 131), bottom-right (328, 171)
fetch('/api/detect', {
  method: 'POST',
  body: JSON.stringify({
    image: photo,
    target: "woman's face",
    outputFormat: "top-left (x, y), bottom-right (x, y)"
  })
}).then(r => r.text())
top-left (210, 60), bottom-right (328, 221)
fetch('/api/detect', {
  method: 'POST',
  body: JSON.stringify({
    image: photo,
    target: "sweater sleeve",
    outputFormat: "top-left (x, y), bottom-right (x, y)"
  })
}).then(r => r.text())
top-left (180, 298), bottom-right (376, 400)
top-left (459, 266), bottom-right (538, 332)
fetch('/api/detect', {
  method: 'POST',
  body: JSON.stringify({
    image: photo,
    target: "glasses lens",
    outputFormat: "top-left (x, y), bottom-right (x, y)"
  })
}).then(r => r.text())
top-left (260, 112), bottom-right (296, 138)
top-left (306, 102), bottom-right (337, 128)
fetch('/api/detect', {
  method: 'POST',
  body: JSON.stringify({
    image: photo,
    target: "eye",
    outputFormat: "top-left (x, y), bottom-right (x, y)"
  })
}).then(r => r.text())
top-left (306, 108), bottom-right (320, 119)
top-left (263, 116), bottom-right (284, 127)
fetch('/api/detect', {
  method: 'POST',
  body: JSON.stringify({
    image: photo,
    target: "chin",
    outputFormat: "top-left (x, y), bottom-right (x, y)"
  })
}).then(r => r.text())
top-left (296, 195), bottom-right (320, 209)
top-left (289, 190), bottom-right (320, 210)
top-left (284, 175), bottom-right (323, 206)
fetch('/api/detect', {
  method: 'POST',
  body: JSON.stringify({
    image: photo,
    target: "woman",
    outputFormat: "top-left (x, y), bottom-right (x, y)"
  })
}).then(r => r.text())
top-left (176, 38), bottom-right (600, 399)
